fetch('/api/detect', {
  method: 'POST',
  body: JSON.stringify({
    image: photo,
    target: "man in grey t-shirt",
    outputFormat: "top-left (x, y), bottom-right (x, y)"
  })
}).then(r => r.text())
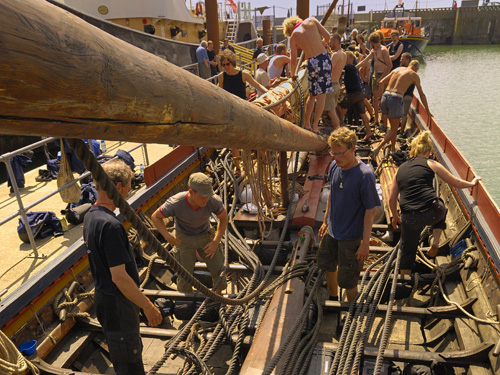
top-left (151, 172), bottom-right (228, 293)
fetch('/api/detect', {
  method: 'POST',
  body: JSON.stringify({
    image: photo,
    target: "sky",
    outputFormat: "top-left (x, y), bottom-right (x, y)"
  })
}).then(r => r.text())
top-left (248, 0), bottom-right (455, 18)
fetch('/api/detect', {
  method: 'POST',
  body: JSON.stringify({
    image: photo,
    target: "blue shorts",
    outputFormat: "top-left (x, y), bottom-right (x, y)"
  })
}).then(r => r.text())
top-left (381, 91), bottom-right (404, 118)
top-left (307, 52), bottom-right (333, 97)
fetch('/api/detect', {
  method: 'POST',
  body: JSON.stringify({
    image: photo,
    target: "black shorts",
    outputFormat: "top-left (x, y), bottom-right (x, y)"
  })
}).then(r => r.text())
top-left (317, 234), bottom-right (363, 290)
top-left (339, 91), bottom-right (365, 114)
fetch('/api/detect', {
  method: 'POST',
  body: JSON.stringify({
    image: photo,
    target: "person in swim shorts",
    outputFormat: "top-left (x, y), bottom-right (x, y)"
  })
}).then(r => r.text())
top-left (372, 60), bottom-right (431, 157)
top-left (283, 16), bottom-right (333, 133)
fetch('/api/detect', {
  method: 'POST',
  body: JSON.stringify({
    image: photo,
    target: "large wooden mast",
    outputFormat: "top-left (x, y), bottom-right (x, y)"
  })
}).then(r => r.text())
top-left (0, 0), bottom-right (326, 152)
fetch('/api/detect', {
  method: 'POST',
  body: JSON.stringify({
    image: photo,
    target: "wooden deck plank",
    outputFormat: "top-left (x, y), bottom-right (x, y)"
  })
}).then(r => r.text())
top-left (48, 330), bottom-right (94, 368)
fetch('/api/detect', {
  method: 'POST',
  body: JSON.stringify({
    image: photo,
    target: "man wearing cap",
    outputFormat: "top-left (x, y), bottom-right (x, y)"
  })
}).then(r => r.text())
top-left (254, 53), bottom-right (281, 96)
top-left (151, 172), bottom-right (228, 293)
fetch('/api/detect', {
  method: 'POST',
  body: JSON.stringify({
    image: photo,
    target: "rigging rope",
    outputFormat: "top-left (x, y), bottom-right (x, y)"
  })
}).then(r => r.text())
top-left (68, 138), bottom-right (277, 306)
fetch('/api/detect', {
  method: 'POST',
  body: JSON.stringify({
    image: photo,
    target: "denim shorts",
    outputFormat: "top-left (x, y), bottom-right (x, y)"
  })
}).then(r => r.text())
top-left (381, 91), bottom-right (404, 118)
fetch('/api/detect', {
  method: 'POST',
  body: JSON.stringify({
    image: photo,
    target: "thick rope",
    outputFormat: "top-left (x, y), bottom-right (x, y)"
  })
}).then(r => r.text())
top-left (0, 330), bottom-right (40, 375)
top-left (68, 139), bottom-right (268, 306)
top-left (373, 245), bottom-right (402, 375)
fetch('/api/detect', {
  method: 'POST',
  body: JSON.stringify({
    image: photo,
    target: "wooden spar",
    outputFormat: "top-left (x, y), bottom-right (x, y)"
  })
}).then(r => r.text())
top-left (206, 0), bottom-right (219, 54)
top-left (0, 0), bottom-right (326, 152)
top-left (322, 0), bottom-right (340, 27)
top-left (297, 0), bottom-right (310, 19)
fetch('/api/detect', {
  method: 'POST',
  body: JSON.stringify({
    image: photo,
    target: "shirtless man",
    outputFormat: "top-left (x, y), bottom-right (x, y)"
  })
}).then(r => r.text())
top-left (324, 33), bottom-right (347, 130)
top-left (372, 60), bottom-right (431, 157)
top-left (399, 52), bottom-right (414, 135)
top-left (356, 32), bottom-right (392, 126)
top-left (283, 16), bottom-right (333, 133)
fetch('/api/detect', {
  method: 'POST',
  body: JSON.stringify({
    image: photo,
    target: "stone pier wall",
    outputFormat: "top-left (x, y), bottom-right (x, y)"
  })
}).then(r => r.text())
top-left (353, 6), bottom-right (500, 44)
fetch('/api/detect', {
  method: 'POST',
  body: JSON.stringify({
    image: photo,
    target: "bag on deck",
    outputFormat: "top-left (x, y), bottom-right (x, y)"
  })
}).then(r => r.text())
top-left (17, 211), bottom-right (63, 243)
top-left (57, 138), bottom-right (81, 203)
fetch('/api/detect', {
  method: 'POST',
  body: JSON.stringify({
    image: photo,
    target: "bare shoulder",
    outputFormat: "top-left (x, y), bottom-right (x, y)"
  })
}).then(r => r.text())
top-left (409, 69), bottom-right (421, 82)
top-left (305, 17), bottom-right (318, 25)
top-left (241, 69), bottom-right (252, 79)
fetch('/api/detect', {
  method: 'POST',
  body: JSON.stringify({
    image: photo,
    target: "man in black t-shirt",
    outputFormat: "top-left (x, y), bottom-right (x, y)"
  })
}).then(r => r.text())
top-left (207, 40), bottom-right (218, 78)
top-left (252, 38), bottom-right (264, 61)
top-left (83, 159), bottom-right (161, 375)
top-left (338, 51), bottom-right (373, 141)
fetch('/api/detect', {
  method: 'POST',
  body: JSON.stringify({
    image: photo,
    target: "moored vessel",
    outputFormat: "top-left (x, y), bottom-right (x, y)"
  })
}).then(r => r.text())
top-left (380, 3), bottom-right (429, 56)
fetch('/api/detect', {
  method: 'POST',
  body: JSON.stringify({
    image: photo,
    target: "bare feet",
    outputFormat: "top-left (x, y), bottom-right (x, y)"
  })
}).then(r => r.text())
top-left (426, 244), bottom-right (439, 258)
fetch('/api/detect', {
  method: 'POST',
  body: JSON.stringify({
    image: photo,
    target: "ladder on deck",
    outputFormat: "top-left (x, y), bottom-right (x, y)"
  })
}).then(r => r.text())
top-left (225, 19), bottom-right (239, 42)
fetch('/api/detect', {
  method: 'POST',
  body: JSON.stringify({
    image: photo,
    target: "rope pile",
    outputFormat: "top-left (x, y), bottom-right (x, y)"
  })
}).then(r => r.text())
top-left (0, 330), bottom-right (39, 375)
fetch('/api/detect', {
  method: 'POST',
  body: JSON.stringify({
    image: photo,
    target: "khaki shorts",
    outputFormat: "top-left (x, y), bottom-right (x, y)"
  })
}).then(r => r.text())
top-left (324, 82), bottom-right (341, 111)
top-left (317, 233), bottom-right (363, 290)
top-left (174, 227), bottom-right (226, 292)
top-left (371, 72), bottom-right (387, 94)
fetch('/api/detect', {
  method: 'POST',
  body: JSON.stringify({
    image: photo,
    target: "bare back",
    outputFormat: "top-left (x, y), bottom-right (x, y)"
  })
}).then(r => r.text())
top-left (386, 67), bottom-right (420, 95)
top-left (289, 17), bottom-right (329, 59)
top-left (331, 49), bottom-right (347, 83)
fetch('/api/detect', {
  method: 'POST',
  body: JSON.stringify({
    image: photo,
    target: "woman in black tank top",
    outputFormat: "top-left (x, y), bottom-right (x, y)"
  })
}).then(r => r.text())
top-left (388, 131), bottom-right (481, 273)
top-left (217, 49), bottom-right (268, 100)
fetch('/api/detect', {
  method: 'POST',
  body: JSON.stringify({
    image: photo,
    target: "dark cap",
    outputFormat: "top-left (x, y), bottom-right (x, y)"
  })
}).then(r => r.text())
top-left (188, 172), bottom-right (214, 197)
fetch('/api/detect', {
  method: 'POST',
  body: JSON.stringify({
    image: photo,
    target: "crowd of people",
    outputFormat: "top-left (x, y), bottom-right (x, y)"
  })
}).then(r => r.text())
top-left (80, 19), bottom-right (481, 373)
top-left (195, 17), bottom-right (430, 155)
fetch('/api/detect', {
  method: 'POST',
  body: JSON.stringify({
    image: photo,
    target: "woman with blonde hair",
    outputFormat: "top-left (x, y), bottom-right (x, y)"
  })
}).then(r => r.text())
top-left (389, 131), bottom-right (481, 274)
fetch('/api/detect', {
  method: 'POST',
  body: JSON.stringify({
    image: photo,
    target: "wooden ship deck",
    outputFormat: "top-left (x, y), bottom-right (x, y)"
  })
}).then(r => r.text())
top-left (1, 0), bottom-right (500, 374)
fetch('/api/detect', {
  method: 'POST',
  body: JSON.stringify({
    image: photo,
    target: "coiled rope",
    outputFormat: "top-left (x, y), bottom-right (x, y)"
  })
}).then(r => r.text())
top-left (0, 330), bottom-right (39, 375)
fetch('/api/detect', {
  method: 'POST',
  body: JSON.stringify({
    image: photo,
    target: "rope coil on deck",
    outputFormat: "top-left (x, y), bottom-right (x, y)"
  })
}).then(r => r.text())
top-left (0, 330), bottom-right (40, 375)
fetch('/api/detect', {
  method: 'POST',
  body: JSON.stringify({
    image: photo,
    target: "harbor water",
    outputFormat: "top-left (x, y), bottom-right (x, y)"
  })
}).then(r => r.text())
top-left (418, 44), bottom-right (500, 208)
